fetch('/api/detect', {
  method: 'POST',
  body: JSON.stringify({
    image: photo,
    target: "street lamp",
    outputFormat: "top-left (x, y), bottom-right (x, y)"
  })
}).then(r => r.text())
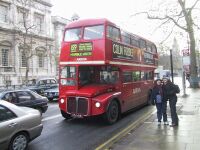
top-left (170, 49), bottom-right (174, 83)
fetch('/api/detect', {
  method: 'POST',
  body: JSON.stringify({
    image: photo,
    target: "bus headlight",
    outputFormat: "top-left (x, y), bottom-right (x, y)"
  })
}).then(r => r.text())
top-left (95, 102), bottom-right (101, 108)
top-left (60, 98), bottom-right (65, 104)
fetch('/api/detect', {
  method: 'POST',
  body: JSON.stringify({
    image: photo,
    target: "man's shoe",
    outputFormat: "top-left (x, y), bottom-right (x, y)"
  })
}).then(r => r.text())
top-left (158, 122), bottom-right (161, 125)
top-left (170, 123), bottom-right (178, 127)
top-left (164, 122), bottom-right (169, 125)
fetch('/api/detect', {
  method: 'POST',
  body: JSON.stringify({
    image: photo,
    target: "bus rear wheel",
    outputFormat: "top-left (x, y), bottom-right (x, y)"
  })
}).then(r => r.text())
top-left (61, 110), bottom-right (72, 120)
top-left (103, 100), bottom-right (119, 125)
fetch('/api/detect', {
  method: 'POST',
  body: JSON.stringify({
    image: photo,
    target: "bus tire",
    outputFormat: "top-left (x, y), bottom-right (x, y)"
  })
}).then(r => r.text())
top-left (103, 100), bottom-right (119, 125)
top-left (61, 110), bottom-right (72, 120)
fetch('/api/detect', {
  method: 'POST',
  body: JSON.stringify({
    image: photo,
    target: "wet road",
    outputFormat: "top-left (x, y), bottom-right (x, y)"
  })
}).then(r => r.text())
top-left (28, 101), bottom-right (154, 150)
top-left (28, 77), bottom-right (184, 150)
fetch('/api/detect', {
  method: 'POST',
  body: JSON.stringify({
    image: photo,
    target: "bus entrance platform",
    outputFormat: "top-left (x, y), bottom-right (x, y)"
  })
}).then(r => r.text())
top-left (110, 88), bottom-right (200, 150)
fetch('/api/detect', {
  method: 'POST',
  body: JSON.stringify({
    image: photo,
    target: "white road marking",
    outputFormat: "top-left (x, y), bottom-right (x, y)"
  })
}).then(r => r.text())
top-left (42, 114), bottom-right (61, 121)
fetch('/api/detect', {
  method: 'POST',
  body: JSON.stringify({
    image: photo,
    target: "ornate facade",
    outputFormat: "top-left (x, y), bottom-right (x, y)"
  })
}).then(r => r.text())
top-left (0, 0), bottom-right (56, 86)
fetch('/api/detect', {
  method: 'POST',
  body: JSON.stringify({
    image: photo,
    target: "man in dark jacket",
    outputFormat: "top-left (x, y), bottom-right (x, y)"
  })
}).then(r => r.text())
top-left (162, 77), bottom-right (179, 127)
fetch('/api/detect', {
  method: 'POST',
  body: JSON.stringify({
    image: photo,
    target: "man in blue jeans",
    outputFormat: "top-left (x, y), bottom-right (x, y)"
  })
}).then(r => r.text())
top-left (162, 77), bottom-right (179, 127)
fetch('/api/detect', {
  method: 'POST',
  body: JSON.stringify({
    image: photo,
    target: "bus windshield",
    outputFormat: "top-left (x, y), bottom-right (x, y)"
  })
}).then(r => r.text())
top-left (79, 66), bottom-right (119, 86)
top-left (83, 25), bottom-right (104, 40)
top-left (64, 28), bottom-right (81, 41)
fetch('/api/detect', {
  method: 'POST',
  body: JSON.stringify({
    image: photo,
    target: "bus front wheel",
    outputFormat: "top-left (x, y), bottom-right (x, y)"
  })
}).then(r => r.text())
top-left (103, 100), bottom-right (119, 125)
top-left (61, 110), bottom-right (72, 120)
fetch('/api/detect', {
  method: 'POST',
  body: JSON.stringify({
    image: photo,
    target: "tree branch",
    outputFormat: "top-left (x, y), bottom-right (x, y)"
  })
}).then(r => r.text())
top-left (160, 24), bottom-right (176, 44)
top-left (131, 11), bottom-right (188, 31)
top-left (189, 0), bottom-right (200, 13)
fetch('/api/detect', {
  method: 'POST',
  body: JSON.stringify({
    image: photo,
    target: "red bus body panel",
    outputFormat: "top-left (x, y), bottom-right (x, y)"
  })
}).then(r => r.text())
top-left (59, 18), bottom-right (157, 118)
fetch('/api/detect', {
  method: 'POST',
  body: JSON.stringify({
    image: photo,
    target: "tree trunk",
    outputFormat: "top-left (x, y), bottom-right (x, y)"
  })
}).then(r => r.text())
top-left (189, 30), bottom-right (199, 88)
top-left (25, 60), bottom-right (29, 85)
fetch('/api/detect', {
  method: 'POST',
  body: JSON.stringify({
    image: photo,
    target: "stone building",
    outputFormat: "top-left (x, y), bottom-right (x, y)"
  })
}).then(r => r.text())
top-left (0, 0), bottom-right (56, 86)
top-left (52, 16), bottom-right (70, 75)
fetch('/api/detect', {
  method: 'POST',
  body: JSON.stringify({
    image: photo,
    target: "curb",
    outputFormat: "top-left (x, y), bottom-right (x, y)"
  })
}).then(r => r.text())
top-left (95, 109), bottom-right (156, 150)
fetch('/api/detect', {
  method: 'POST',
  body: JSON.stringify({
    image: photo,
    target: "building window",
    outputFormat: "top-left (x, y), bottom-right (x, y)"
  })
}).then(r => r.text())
top-left (34, 14), bottom-right (44, 33)
top-left (0, 4), bottom-right (8, 23)
top-left (17, 8), bottom-right (28, 25)
top-left (38, 54), bottom-right (44, 68)
top-left (21, 52), bottom-right (27, 67)
top-left (1, 49), bottom-right (9, 66)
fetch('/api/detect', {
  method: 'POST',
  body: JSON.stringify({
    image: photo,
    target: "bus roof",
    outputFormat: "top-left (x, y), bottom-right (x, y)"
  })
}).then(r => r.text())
top-left (65, 18), bottom-right (117, 28)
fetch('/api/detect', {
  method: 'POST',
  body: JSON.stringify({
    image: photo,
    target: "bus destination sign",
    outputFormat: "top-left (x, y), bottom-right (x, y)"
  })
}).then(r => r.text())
top-left (112, 42), bottom-right (140, 61)
top-left (70, 42), bottom-right (93, 57)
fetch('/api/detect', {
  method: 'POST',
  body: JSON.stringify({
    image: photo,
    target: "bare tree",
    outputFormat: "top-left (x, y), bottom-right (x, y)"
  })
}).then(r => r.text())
top-left (133, 0), bottom-right (200, 88)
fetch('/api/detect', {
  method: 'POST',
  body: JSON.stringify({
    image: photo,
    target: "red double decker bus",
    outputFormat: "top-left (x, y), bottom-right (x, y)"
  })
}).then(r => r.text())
top-left (59, 18), bottom-right (158, 124)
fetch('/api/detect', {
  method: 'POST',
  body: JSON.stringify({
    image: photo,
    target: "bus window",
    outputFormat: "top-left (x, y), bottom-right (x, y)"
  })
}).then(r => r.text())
top-left (139, 39), bottom-right (146, 51)
top-left (100, 66), bottom-right (119, 84)
top-left (83, 25), bottom-right (104, 40)
top-left (142, 72), bottom-right (145, 80)
top-left (106, 26), bottom-right (120, 41)
top-left (152, 44), bottom-right (157, 53)
top-left (64, 28), bottom-right (81, 41)
top-left (132, 71), bottom-right (140, 81)
top-left (123, 72), bottom-right (132, 83)
top-left (60, 66), bottom-right (76, 86)
top-left (147, 44), bottom-right (152, 52)
top-left (131, 36), bottom-right (139, 47)
top-left (121, 31), bottom-right (131, 45)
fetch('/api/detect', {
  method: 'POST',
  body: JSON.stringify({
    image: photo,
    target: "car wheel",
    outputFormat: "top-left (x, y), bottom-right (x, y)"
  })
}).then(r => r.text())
top-left (9, 132), bottom-right (29, 150)
top-left (61, 110), bottom-right (72, 120)
top-left (103, 100), bottom-right (119, 125)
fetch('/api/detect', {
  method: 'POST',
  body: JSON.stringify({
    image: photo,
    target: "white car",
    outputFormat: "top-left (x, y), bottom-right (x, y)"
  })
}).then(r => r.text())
top-left (0, 100), bottom-right (43, 150)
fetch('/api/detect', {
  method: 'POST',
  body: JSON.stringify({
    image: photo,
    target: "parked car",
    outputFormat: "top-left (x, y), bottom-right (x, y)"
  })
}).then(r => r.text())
top-left (0, 89), bottom-right (48, 114)
top-left (26, 78), bottom-right (58, 96)
top-left (0, 100), bottom-right (43, 150)
top-left (44, 86), bottom-right (59, 101)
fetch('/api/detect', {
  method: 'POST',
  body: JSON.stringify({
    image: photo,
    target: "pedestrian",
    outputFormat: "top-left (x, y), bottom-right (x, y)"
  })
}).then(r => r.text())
top-left (162, 77), bottom-right (180, 127)
top-left (151, 79), bottom-right (168, 125)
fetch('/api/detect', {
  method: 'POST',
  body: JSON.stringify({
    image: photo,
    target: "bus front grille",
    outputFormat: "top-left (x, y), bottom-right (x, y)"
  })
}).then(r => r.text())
top-left (67, 97), bottom-right (88, 115)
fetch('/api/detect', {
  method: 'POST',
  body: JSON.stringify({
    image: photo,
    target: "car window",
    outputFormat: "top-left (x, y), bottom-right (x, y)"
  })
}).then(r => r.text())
top-left (30, 91), bottom-right (43, 99)
top-left (2, 92), bottom-right (18, 104)
top-left (0, 105), bottom-right (17, 122)
top-left (17, 91), bottom-right (32, 103)
top-left (50, 80), bottom-right (56, 84)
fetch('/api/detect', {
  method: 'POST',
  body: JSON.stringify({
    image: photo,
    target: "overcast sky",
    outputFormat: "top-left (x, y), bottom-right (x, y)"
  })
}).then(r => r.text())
top-left (51, 0), bottom-right (199, 50)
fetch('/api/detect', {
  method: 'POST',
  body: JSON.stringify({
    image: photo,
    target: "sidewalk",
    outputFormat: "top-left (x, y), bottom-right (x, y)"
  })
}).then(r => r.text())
top-left (110, 88), bottom-right (200, 150)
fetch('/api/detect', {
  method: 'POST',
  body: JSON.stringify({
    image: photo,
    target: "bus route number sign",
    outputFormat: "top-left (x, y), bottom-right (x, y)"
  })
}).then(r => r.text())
top-left (70, 42), bottom-right (93, 57)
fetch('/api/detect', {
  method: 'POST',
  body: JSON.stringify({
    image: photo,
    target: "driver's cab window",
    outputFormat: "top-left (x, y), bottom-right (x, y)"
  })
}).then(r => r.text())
top-left (106, 26), bottom-right (120, 41)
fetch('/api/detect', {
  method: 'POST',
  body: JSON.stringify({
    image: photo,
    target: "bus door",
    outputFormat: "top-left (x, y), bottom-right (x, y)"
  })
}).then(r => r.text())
top-left (131, 71), bottom-right (142, 106)
top-left (121, 72), bottom-right (136, 111)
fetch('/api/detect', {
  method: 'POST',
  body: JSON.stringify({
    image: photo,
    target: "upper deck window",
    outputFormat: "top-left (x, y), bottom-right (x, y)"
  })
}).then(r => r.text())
top-left (84, 25), bottom-right (104, 40)
top-left (152, 44), bottom-right (157, 53)
top-left (64, 28), bottom-right (81, 42)
top-left (121, 31), bottom-right (131, 45)
top-left (106, 26), bottom-right (120, 41)
top-left (139, 39), bottom-right (146, 51)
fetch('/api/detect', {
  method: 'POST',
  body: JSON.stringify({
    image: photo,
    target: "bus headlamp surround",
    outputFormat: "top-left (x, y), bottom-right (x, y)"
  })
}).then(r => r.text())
top-left (95, 102), bottom-right (101, 108)
top-left (60, 98), bottom-right (65, 104)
